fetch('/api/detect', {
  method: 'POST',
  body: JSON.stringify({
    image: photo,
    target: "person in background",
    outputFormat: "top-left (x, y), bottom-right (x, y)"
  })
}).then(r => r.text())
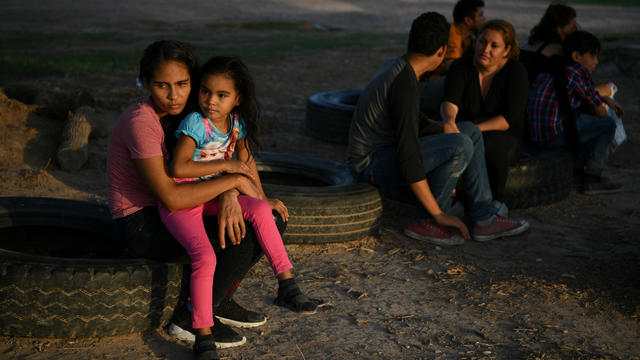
top-left (527, 30), bottom-right (625, 195)
top-left (420, 0), bottom-right (485, 115)
top-left (427, 0), bottom-right (486, 80)
top-left (348, 12), bottom-right (530, 247)
top-left (440, 20), bottom-right (528, 203)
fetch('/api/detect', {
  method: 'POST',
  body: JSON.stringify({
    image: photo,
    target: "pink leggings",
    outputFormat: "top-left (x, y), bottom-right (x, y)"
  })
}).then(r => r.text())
top-left (158, 195), bottom-right (292, 329)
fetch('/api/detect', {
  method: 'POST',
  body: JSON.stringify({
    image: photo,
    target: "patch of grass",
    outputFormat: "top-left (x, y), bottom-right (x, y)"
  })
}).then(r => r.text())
top-left (601, 32), bottom-right (640, 42)
top-left (214, 22), bottom-right (303, 31)
top-left (196, 29), bottom-right (404, 60)
top-left (538, 0), bottom-right (640, 6)
top-left (0, 28), bottom-right (405, 78)
top-left (0, 51), bottom-right (139, 77)
top-left (0, 31), bottom-right (140, 50)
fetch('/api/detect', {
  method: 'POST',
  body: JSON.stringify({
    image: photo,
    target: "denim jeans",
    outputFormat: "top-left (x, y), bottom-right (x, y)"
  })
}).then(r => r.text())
top-left (358, 121), bottom-right (496, 223)
top-left (575, 110), bottom-right (617, 171)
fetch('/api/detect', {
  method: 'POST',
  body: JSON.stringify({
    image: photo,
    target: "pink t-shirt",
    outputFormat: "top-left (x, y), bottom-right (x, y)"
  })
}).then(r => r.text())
top-left (107, 98), bottom-right (168, 219)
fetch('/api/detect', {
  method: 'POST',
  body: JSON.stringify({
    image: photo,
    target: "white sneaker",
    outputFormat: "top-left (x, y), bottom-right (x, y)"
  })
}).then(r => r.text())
top-left (167, 323), bottom-right (195, 342)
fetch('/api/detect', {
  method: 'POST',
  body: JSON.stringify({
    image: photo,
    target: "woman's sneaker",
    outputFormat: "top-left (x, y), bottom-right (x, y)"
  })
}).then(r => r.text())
top-left (403, 219), bottom-right (465, 246)
top-left (472, 215), bottom-right (530, 242)
top-left (215, 297), bottom-right (267, 328)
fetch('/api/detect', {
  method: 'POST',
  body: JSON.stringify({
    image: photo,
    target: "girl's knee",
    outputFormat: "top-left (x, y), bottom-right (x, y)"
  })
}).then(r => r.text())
top-left (242, 197), bottom-right (273, 219)
top-left (190, 248), bottom-right (217, 272)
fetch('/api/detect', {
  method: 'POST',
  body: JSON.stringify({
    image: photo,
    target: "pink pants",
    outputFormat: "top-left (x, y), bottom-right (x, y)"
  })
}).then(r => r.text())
top-left (158, 195), bottom-right (293, 329)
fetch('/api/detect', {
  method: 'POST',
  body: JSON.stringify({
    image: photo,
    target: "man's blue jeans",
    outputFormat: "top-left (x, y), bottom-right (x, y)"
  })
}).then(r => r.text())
top-left (357, 121), bottom-right (495, 223)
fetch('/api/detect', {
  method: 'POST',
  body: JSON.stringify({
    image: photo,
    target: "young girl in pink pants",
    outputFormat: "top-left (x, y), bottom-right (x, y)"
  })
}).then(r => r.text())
top-left (158, 56), bottom-right (317, 356)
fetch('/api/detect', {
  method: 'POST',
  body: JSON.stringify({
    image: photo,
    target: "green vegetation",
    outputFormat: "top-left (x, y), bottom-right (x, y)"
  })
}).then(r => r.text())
top-left (601, 32), bottom-right (640, 42)
top-left (542, 0), bottom-right (640, 6)
top-left (0, 27), bottom-right (404, 78)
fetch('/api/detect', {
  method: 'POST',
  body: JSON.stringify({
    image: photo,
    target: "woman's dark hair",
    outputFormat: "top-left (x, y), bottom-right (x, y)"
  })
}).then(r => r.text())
top-left (199, 56), bottom-right (260, 156)
top-left (528, 3), bottom-right (576, 45)
top-left (407, 12), bottom-right (449, 56)
top-left (138, 40), bottom-right (200, 152)
top-left (139, 40), bottom-right (199, 85)
top-left (563, 30), bottom-right (600, 64)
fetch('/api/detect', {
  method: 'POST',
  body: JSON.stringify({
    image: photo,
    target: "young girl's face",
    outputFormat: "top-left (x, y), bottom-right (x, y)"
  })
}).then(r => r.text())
top-left (199, 73), bottom-right (240, 125)
top-left (145, 60), bottom-right (191, 117)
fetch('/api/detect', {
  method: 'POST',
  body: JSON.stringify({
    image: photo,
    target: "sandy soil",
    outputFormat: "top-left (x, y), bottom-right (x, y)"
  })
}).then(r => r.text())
top-left (1, 1), bottom-right (639, 359)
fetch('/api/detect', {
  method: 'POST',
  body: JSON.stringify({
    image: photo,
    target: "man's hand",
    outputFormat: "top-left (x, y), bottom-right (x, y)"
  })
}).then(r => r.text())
top-left (433, 212), bottom-right (470, 239)
top-left (217, 190), bottom-right (245, 249)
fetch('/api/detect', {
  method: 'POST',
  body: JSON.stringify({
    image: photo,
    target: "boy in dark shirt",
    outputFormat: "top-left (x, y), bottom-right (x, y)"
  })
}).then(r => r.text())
top-left (527, 30), bottom-right (625, 194)
top-left (348, 12), bottom-right (529, 246)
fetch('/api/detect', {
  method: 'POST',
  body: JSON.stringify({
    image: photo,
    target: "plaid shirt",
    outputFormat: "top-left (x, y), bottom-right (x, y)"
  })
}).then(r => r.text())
top-left (527, 62), bottom-right (603, 143)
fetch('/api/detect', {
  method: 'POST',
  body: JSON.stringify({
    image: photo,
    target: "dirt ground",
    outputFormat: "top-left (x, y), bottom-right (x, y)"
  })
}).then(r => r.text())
top-left (1, 1), bottom-right (640, 359)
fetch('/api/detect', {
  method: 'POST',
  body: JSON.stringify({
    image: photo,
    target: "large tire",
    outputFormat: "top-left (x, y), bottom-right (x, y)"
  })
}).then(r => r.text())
top-left (502, 149), bottom-right (573, 209)
top-left (305, 89), bottom-right (361, 144)
top-left (256, 152), bottom-right (382, 244)
top-left (380, 149), bottom-right (574, 210)
top-left (0, 197), bottom-right (182, 338)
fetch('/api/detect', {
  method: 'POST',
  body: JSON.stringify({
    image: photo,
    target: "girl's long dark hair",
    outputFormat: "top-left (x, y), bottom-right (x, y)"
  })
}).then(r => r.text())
top-left (528, 3), bottom-right (576, 45)
top-left (138, 40), bottom-right (200, 152)
top-left (200, 56), bottom-right (260, 156)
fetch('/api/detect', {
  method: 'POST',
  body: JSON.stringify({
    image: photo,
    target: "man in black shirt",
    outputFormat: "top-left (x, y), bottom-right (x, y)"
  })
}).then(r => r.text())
top-left (347, 12), bottom-right (529, 246)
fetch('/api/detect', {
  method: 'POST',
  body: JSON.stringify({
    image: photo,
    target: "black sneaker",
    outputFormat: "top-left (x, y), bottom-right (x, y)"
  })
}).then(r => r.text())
top-left (167, 304), bottom-right (247, 349)
top-left (168, 321), bottom-right (247, 349)
top-left (193, 334), bottom-right (219, 360)
top-left (213, 320), bottom-right (247, 349)
top-left (215, 297), bottom-right (267, 328)
top-left (574, 169), bottom-right (622, 195)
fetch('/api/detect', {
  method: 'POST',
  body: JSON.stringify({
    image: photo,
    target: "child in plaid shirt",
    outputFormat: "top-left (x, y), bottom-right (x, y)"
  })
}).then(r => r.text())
top-left (527, 30), bottom-right (625, 194)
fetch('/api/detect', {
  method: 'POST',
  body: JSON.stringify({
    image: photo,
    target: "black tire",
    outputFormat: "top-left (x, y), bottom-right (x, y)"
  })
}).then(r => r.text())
top-left (502, 149), bottom-right (573, 209)
top-left (305, 89), bottom-right (361, 144)
top-left (0, 197), bottom-right (182, 338)
top-left (256, 152), bottom-right (382, 244)
top-left (380, 149), bottom-right (574, 210)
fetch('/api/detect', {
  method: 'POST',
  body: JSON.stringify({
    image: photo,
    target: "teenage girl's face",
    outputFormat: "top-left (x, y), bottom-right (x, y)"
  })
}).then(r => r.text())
top-left (145, 60), bottom-right (191, 117)
top-left (474, 29), bottom-right (510, 70)
top-left (557, 17), bottom-right (577, 41)
top-left (199, 73), bottom-right (240, 125)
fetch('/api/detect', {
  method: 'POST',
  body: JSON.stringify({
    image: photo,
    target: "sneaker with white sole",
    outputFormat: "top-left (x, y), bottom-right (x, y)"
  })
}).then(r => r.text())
top-left (403, 218), bottom-right (465, 246)
top-left (215, 297), bottom-right (267, 328)
top-left (167, 320), bottom-right (246, 349)
top-left (472, 215), bottom-right (530, 242)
